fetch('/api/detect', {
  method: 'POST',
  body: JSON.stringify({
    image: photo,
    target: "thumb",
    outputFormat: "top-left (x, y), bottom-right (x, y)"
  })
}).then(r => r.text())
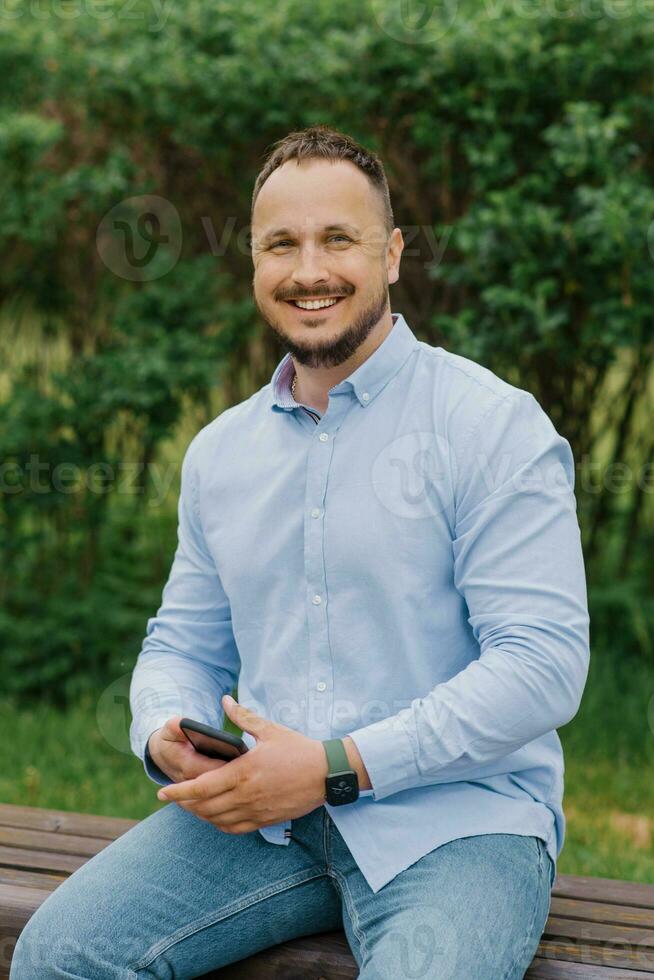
top-left (162, 716), bottom-right (187, 741)
top-left (222, 695), bottom-right (272, 741)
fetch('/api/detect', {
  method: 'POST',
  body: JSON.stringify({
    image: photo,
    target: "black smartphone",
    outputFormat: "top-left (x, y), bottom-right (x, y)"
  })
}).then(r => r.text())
top-left (179, 718), bottom-right (249, 762)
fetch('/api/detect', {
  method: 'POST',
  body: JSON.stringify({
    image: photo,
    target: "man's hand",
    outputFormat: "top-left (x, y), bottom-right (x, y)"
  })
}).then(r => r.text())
top-left (148, 716), bottom-right (230, 784)
top-left (155, 695), bottom-right (329, 834)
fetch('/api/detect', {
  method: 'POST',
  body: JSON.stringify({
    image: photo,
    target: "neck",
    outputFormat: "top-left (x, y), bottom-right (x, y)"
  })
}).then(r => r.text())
top-left (292, 311), bottom-right (394, 414)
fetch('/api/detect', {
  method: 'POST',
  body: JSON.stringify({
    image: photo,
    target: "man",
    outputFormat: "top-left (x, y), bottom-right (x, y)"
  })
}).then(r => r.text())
top-left (10, 125), bottom-right (590, 979)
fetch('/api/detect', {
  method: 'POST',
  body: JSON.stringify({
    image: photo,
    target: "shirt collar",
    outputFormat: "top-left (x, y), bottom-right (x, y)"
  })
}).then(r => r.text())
top-left (269, 312), bottom-right (419, 412)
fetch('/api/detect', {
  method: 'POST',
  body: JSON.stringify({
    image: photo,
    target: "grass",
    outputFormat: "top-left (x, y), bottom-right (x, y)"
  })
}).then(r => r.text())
top-left (1, 646), bottom-right (653, 883)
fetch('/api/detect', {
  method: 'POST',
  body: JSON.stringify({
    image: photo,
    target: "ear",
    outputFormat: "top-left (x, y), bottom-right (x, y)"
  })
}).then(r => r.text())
top-left (387, 227), bottom-right (404, 285)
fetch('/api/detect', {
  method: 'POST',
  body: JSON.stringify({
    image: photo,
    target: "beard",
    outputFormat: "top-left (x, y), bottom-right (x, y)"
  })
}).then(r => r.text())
top-left (255, 276), bottom-right (390, 369)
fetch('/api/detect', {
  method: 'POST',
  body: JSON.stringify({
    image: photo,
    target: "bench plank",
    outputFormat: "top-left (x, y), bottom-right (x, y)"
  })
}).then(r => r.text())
top-left (526, 959), bottom-right (654, 979)
top-left (0, 867), bottom-right (65, 890)
top-left (536, 937), bottom-right (654, 972)
top-left (546, 913), bottom-right (654, 948)
top-left (550, 896), bottom-right (654, 928)
top-left (554, 875), bottom-right (654, 910)
top-left (0, 843), bottom-right (88, 876)
top-left (0, 804), bottom-right (136, 839)
top-left (0, 825), bottom-right (119, 858)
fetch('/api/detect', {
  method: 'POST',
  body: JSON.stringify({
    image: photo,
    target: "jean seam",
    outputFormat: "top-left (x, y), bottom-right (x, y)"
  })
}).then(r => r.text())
top-left (500, 836), bottom-right (546, 980)
top-left (328, 865), bottom-right (369, 964)
top-left (323, 806), bottom-right (332, 867)
top-left (534, 834), bottom-right (555, 888)
top-left (129, 866), bottom-right (327, 972)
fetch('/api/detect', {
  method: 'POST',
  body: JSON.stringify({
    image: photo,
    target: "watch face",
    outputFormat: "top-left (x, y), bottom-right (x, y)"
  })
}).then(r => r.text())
top-left (326, 772), bottom-right (359, 805)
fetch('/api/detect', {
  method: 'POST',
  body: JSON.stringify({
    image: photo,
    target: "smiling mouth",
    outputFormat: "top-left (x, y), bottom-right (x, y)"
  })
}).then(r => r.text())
top-left (284, 296), bottom-right (347, 312)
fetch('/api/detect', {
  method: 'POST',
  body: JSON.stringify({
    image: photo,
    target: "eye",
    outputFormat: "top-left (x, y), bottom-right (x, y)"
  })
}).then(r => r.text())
top-left (270, 240), bottom-right (292, 249)
top-left (329, 235), bottom-right (351, 243)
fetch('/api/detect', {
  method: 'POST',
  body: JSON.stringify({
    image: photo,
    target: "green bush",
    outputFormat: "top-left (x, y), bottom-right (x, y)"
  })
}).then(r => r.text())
top-left (2, 0), bottom-right (654, 703)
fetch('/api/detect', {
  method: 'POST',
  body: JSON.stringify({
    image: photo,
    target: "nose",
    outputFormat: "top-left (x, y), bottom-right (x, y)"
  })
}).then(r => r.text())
top-left (291, 245), bottom-right (330, 292)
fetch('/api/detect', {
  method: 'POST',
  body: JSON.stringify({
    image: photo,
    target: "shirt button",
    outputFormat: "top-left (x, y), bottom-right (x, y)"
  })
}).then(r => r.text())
top-left (362, 392), bottom-right (370, 402)
top-left (311, 508), bottom-right (321, 518)
top-left (312, 594), bottom-right (322, 605)
top-left (316, 681), bottom-right (327, 692)
top-left (319, 432), bottom-right (329, 442)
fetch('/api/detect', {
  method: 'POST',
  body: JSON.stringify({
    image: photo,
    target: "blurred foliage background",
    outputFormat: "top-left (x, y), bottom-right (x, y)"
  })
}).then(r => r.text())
top-left (1, 0), bottom-right (653, 879)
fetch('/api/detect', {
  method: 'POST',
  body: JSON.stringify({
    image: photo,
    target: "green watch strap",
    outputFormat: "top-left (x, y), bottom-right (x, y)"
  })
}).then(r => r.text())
top-left (322, 737), bottom-right (351, 774)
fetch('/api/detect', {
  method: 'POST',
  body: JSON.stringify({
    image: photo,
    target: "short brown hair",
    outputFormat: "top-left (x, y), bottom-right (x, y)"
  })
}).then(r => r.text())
top-left (251, 124), bottom-right (394, 236)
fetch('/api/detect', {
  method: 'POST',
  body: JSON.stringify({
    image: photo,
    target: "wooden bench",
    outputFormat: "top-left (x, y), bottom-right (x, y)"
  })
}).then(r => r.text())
top-left (1, 802), bottom-right (653, 978)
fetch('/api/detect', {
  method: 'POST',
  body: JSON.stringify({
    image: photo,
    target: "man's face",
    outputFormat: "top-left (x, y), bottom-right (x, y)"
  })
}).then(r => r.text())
top-left (251, 158), bottom-right (403, 368)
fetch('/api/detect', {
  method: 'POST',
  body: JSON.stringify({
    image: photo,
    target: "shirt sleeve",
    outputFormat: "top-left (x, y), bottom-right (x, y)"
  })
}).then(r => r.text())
top-left (129, 432), bottom-right (241, 777)
top-left (347, 390), bottom-right (590, 802)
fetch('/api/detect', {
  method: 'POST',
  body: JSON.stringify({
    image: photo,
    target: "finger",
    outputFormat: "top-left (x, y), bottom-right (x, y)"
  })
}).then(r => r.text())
top-left (225, 821), bottom-right (258, 834)
top-left (176, 792), bottom-right (241, 819)
top-left (153, 716), bottom-right (188, 746)
top-left (210, 811), bottom-right (258, 834)
top-left (208, 808), bottom-right (247, 827)
top-left (173, 801), bottom-right (250, 832)
top-left (163, 716), bottom-right (186, 740)
top-left (222, 695), bottom-right (272, 739)
top-left (157, 766), bottom-right (237, 802)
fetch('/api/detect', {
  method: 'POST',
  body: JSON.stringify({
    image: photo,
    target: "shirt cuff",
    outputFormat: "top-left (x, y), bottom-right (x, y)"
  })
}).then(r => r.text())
top-left (143, 733), bottom-right (174, 787)
top-left (347, 716), bottom-right (417, 802)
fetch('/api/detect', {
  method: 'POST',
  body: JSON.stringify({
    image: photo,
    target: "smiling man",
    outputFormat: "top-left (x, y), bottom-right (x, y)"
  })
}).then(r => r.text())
top-left (10, 126), bottom-right (590, 980)
top-left (249, 148), bottom-right (402, 415)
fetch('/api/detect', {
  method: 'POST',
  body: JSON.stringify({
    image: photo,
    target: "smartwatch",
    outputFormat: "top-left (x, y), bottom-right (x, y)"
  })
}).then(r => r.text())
top-left (322, 738), bottom-right (359, 806)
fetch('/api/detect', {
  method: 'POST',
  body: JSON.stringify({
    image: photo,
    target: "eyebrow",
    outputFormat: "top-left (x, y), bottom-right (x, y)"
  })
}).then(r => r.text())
top-left (257, 223), bottom-right (360, 246)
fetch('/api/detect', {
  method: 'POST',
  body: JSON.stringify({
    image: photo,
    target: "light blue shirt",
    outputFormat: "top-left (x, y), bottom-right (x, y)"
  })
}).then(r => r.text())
top-left (129, 312), bottom-right (590, 894)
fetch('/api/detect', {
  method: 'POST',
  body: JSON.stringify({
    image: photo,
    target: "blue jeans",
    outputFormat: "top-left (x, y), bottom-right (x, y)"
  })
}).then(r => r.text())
top-left (10, 802), bottom-right (554, 979)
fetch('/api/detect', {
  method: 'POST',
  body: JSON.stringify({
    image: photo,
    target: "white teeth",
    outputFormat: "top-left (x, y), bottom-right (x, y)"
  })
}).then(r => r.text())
top-left (293, 298), bottom-right (340, 310)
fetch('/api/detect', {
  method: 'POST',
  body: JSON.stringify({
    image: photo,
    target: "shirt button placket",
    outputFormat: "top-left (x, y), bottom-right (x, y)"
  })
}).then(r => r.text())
top-left (305, 423), bottom-right (336, 739)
